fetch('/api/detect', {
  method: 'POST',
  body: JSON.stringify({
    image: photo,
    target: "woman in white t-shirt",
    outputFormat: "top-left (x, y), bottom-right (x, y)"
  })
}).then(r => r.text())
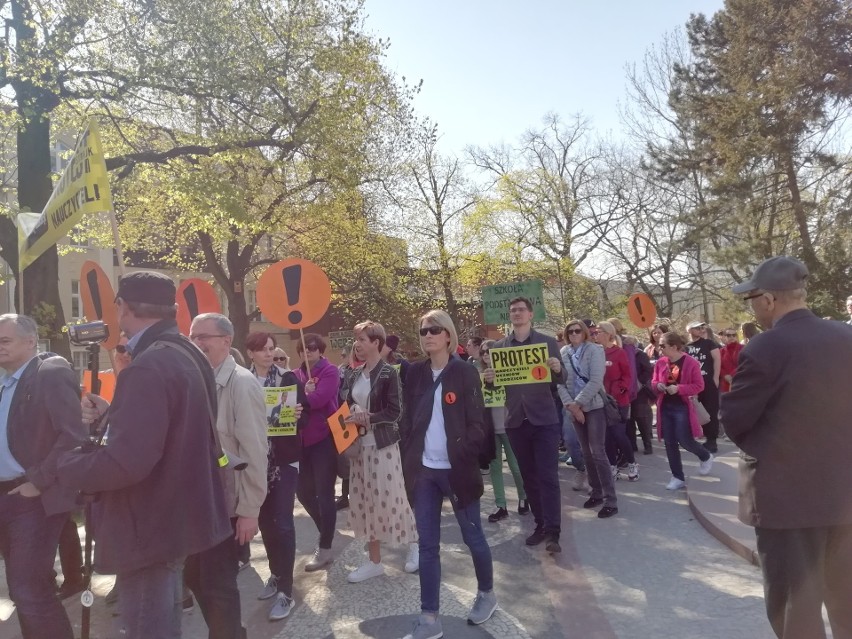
top-left (399, 310), bottom-right (497, 639)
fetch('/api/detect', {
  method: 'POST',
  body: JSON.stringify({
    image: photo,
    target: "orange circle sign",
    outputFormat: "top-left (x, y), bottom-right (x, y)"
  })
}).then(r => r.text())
top-left (627, 293), bottom-right (657, 329)
top-left (444, 392), bottom-right (457, 405)
top-left (176, 279), bottom-right (222, 336)
top-left (531, 365), bottom-right (549, 381)
top-left (80, 261), bottom-right (120, 350)
top-left (256, 258), bottom-right (332, 330)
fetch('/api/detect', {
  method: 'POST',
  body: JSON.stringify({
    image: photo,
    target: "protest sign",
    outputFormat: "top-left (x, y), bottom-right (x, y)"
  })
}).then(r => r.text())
top-left (19, 119), bottom-right (113, 270)
top-left (176, 278), bottom-right (222, 336)
top-left (257, 258), bottom-right (331, 330)
top-left (481, 379), bottom-right (506, 408)
top-left (329, 330), bottom-right (354, 350)
top-left (265, 386), bottom-right (297, 436)
top-left (82, 370), bottom-right (116, 403)
top-left (626, 293), bottom-right (657, 329)
top-left (481, 279), bottom-right (546, 325)
top-left (327, 403), bottom-right (358, 454)
top-left (489, 344), bottom-right (551, 386)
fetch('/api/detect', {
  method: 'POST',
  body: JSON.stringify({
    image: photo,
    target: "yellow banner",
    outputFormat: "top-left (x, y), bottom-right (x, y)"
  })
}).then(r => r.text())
top-left (18, 118), bottom-right (113, 270)
top-left (489, 344), bottom-right (552, 386)
top-left (265, 386), bottom-right (297, 436)
top-left (481, 378), bottom-right (506, 408)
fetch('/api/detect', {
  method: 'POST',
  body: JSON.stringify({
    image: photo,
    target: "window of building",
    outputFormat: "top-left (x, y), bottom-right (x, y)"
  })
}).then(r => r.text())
top-left (71, 279), bottom-right (81, 319)
top-left (246, 289), bottom-right (265, 322)
top-left (71, 350), bottom-right (88, 372)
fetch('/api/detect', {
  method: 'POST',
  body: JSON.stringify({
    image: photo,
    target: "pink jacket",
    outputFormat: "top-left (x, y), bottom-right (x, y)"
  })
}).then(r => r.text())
top-left (651, 353), bottom-right (705, 439)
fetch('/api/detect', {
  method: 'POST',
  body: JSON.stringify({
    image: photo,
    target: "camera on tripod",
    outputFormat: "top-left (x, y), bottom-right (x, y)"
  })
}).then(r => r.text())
top-left (68, 320), bottom-right (110, 346)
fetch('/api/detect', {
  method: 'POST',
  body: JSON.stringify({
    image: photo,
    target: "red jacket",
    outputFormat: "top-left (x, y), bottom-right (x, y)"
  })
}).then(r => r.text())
top-left (603, 346), bottom-right (632, 407)
top-left (719, 342), bottom-right (743, 392)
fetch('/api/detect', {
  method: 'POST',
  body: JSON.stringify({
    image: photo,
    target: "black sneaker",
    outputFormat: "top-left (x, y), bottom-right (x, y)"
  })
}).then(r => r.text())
top-left (597, 506), bottom-right (618, 519)
top-left (517, 499), bottom-right (530, 515)
top-left (703, 441), bottom-right (718, 454)
top-left (525, 526), bottom-right (547, 546)
top-left (182, 594), bottom-right (195, 613)
top-left (583, 497), bottom-right (603, 509)
top-left (335, 496), bottom-right (349, 510)
top-left (487, 507), bottom-right (508, 523)
top-left (545, 534), bottom-right (562, 553)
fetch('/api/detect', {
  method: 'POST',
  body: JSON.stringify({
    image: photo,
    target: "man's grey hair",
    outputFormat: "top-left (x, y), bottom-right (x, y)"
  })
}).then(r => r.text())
top-left (767, 288), bottom-right (807, 303)
top-left (192, 312), bottom-right (234, 337)
top-left (0, 314), bottom-right (39, 340)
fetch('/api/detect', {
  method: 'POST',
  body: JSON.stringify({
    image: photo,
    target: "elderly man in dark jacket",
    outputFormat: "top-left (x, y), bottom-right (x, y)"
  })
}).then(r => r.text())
top-left (722, 256), bottom-right (852, 639)
top-left (58, 271), bottom-right (232, 639)
top-left (0, 314), bottom-right (84, 639)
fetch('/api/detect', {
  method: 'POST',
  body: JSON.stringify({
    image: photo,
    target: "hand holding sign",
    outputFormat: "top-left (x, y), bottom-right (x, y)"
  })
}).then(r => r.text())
top-left (328, 403), bottom-right (358, 454)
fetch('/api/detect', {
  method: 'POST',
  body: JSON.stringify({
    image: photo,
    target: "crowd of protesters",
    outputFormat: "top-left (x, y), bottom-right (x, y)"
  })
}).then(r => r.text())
top-left (1, 256), bottom-right (851, 639)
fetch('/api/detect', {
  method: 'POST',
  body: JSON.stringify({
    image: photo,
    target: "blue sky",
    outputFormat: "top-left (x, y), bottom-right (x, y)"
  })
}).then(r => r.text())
top-left (363, 0), bottom-right (726, 155)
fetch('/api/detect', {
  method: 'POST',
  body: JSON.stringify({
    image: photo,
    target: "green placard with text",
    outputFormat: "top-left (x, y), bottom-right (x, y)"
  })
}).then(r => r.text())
top-left (481, 279), bottom-right (546, 325)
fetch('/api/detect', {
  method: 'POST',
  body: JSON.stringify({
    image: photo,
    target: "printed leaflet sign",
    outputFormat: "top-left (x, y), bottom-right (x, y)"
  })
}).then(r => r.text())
top-left (489, 344), bottom-right (551, 386)
top-left (265, 386), bottom-right (297, 436)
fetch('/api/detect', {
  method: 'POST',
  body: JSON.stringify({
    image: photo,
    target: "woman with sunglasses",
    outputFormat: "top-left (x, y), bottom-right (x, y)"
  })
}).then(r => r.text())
top-left (559, 320), bottom-right (618, 517)
top-left (293, 334), bottom-right (341, 572)
top-left (652, 332), bottom-right (714, 490)
top-left (339, 320), bottom-right (418, 583)
top-left (594, 322), bottom-right (639, 482)
top-left (399, 310), bottom-right (496, 639)
top-left (244, 331), bottom-right (308, 620)
top-left (644, 323), bottom-right (670, 362)
top-left (480, 340), bottom-right (528, 522)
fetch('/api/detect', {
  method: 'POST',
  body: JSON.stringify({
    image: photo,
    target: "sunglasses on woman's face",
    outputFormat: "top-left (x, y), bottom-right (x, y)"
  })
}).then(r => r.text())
top-left (115, 344), bottom-right (128, 354)
top-left (419, 326), bottom-right (445, 336)
top-left (299, 345), bottom-right (320, 354)
top-left (273, 357), bottom-right (287, 362)
top-left (566, 328), bottom-right (584, 335)
top-left (480, 349), bottom-right (490, 356)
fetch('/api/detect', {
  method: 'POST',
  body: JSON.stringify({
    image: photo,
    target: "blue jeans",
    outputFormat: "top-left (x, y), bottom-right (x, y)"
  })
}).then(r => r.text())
top-left (259, 464), bottom-right (298, 596)
top-left (605, 404), bottom-right (636, 465)
top-left (562, 411), bottom-right (585, 471)
top-left (0, 493), bottom-right (73, 639)
top-left (413, 466), bottom-right (493, 614)
top-left (507, 420), bottom-right (562, 534)
top-left (574, 408), bottom-right (617, 507)
top-left (661, 402), bottom-right (710, 481)
top-left (297, 435), bottom-right (338, 549)
top-left (117, 560), bottom-right (183, 639)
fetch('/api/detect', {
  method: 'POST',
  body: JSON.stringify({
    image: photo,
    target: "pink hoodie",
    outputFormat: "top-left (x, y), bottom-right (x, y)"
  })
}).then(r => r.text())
top-left (651, 353), bottom-right (705, 440)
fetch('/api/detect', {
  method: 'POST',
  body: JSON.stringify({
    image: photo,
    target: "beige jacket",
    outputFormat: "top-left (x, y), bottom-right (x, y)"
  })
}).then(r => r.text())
top-left (215, 356), bottom-right (268, 518)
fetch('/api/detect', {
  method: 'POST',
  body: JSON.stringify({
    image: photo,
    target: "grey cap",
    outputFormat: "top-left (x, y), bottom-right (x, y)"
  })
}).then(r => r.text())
top-left (686, 320), bottom-right (706, 331)
top-left (732, 256), bottom-right (809, 295)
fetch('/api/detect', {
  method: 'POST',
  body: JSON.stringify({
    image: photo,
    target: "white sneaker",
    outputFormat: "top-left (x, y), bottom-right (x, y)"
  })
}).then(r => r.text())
top-left (666, 476), bottom-right (686, 490)
top-left (699, 454), bottom-right (715, 476)
top-left (304, 547), bottom-right (333, 572)
top-left (627, 463), bottom-right (639, 481)
top-left (404, 543), bottom-right (419, 573)
top-left (347, 560), bottom-right (384, 583)
top-left (268, 592), bottom-right (294, 621)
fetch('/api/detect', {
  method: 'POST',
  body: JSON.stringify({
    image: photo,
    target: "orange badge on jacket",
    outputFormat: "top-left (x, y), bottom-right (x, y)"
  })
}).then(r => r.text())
top-left (444, 392), bottom-right (457, 405)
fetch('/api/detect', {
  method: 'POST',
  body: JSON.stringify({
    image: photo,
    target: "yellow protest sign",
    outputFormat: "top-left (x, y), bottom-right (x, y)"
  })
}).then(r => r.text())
top-left (18, 118), bottom-right (113, 271)
top-left (489, 344), bottom-right (552, 386)
top-left (265, 386), bottom-right (297, 437)
top-left (481, 378), bottom-right (506, 408)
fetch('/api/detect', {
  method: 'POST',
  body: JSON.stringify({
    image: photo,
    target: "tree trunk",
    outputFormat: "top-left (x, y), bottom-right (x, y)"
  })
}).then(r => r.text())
top-left (15, 113), bottom-right (71, 358)
top-left (782, 151), bottom-right (820, 276)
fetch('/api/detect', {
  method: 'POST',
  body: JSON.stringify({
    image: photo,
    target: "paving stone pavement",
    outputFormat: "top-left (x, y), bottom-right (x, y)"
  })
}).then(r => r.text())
top-left (0, 441), bottom-right (776, 638)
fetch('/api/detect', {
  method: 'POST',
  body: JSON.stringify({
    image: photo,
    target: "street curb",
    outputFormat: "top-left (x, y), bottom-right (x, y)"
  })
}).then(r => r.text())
top-left (687, 491), bottom-right (760, 567)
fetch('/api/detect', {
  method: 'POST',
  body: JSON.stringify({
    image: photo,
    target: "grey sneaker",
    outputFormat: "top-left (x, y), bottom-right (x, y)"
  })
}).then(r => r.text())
top-left (402, 614), bottom-right (443, 639)
top-left (304, 547), bottom-right (333, 572)
top-left (258, 575), bottom-right (279, 600)
top-left (268, 592), bottom-right (294, 621)
top-left (467, 590), bottom-right (498, 625)
top-left (572, 470), bottom-right (589, 492)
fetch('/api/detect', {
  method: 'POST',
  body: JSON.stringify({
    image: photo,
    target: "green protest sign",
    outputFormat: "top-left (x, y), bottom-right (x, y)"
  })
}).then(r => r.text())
top-left (481, 279), bottom-right (546, 325)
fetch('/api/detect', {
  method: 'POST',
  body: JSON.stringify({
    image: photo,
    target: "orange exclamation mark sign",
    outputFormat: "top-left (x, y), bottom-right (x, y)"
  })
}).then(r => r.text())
top-left (627, 293), bottom-right (657, 329)
top-left (282, 264), bottom-right (302, 325)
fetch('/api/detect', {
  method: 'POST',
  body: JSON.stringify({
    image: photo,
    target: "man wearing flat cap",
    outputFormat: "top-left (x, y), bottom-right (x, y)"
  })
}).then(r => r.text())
top-left (57, 271), bottom-right (234, 639)
top-left (721, 256), bottom-right (852, 638)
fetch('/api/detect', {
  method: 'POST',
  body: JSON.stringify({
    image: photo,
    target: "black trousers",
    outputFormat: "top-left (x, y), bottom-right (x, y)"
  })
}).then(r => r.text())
top-left (627, 398), bottom-right (653, 450)
top-left (184, 528), bottom-right (243, 639)
top-left (698, 382), bottom-right (720, 443)
top-left (755, 525), bottom-right (852, 639)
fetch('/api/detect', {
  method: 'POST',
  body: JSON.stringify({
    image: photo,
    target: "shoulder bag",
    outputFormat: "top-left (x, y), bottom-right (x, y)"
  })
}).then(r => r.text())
top-left (567, 348), bottom-right (621, 426)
